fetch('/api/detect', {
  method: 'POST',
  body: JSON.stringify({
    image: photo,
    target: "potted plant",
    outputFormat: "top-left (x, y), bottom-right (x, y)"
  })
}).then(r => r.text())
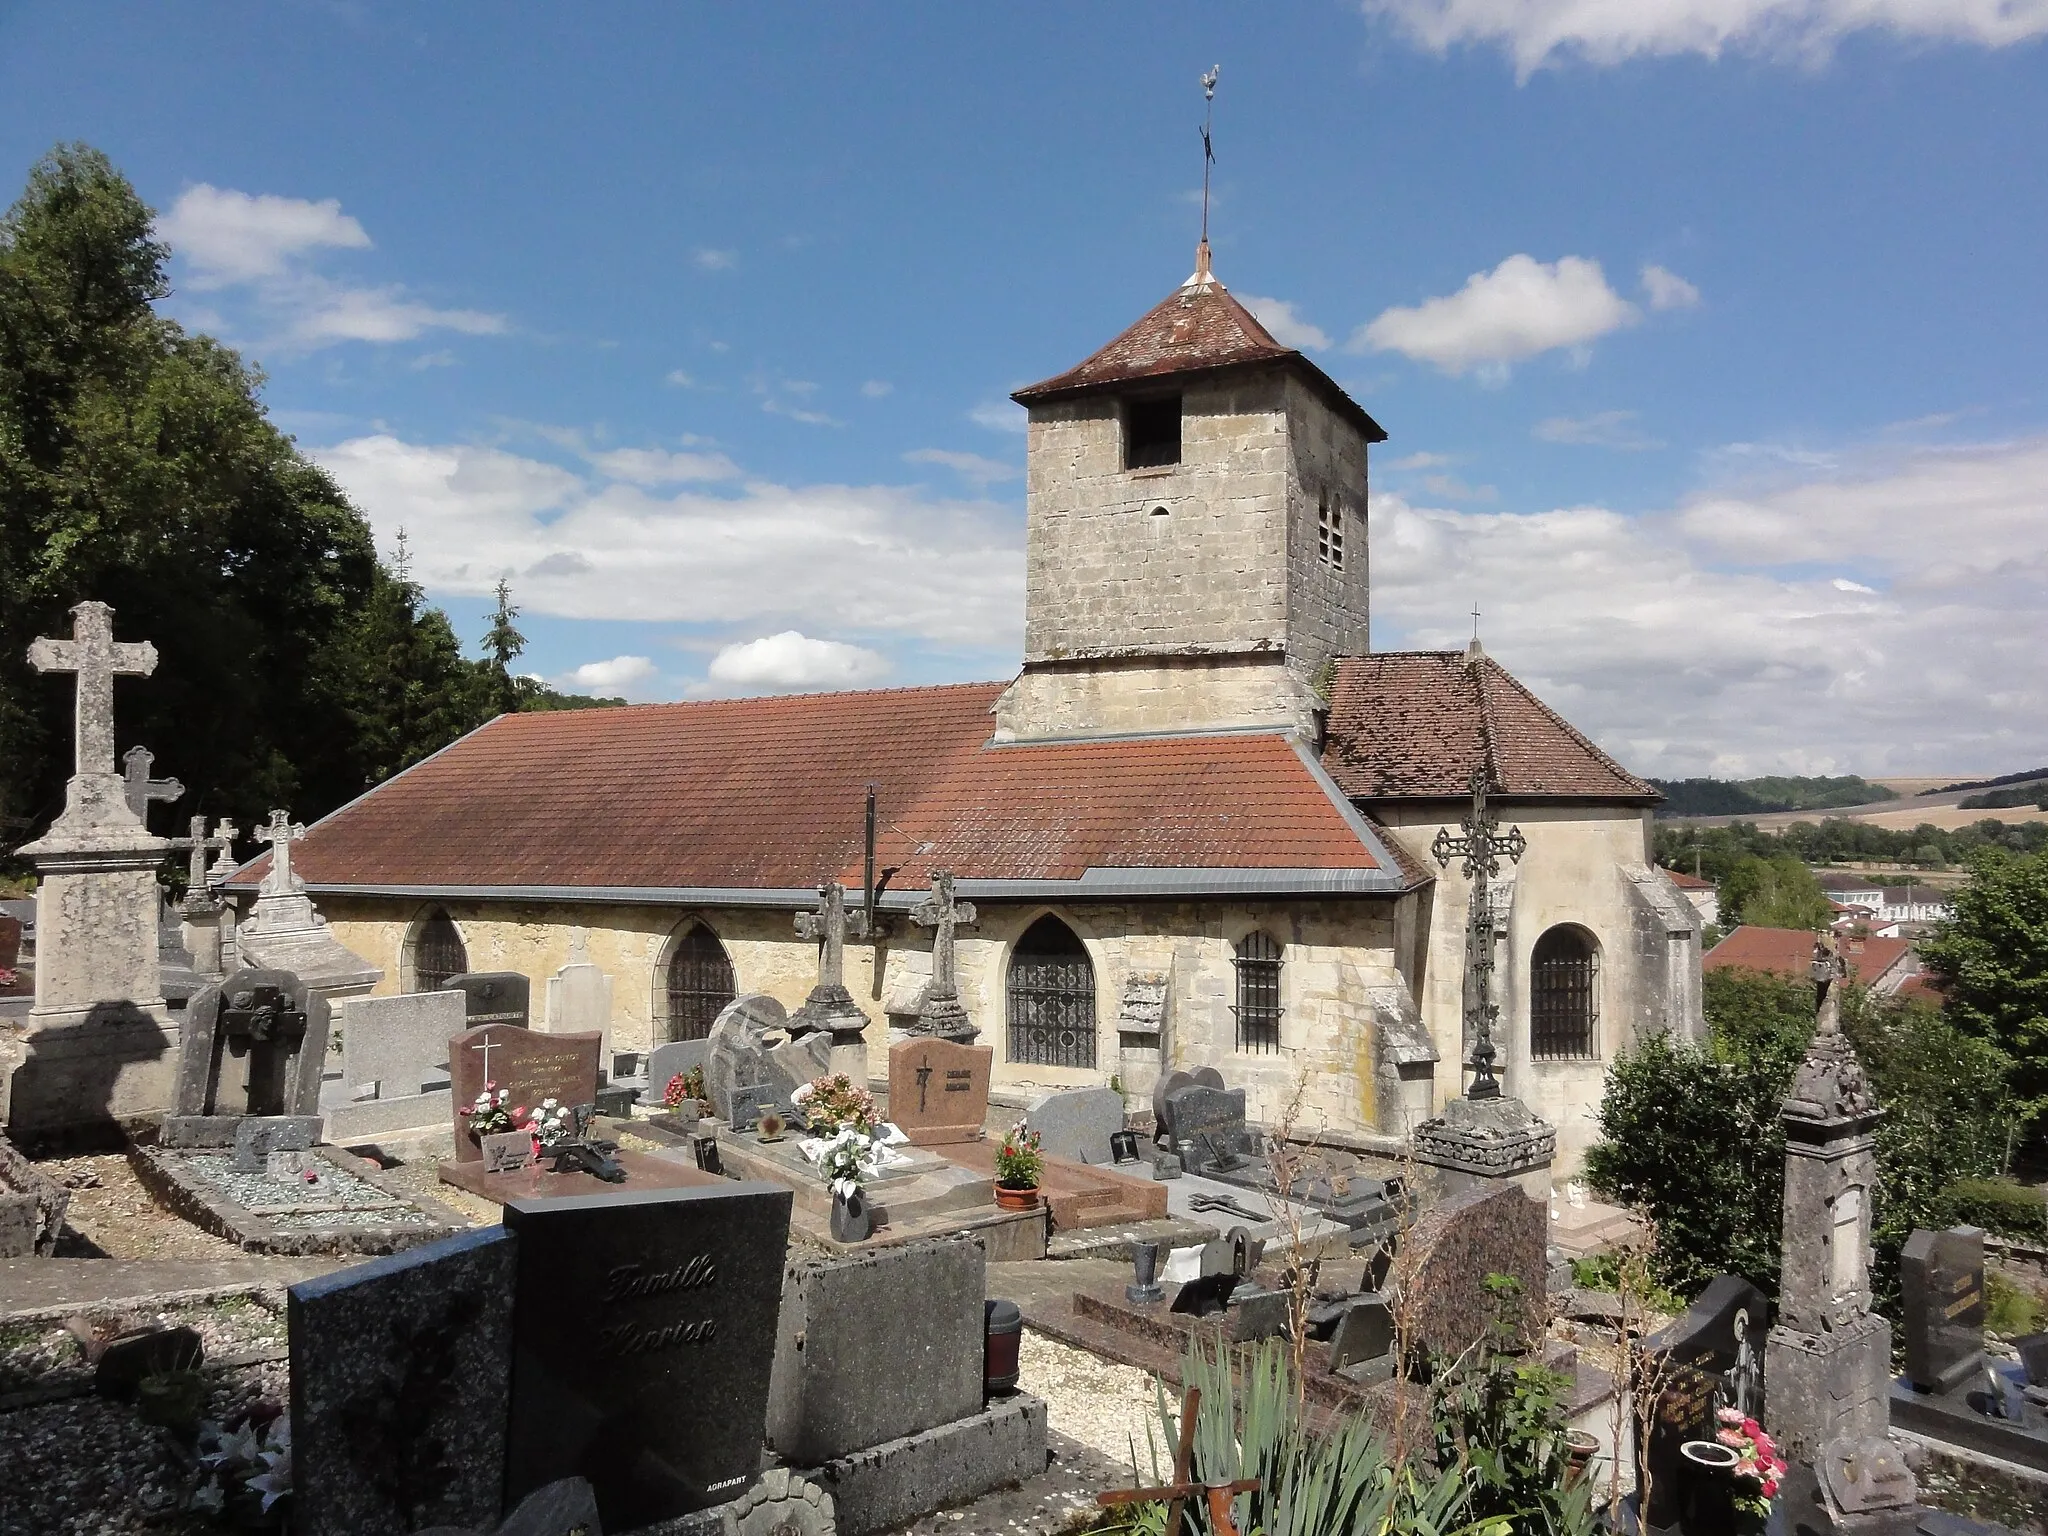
top-left (993, 1124), bottom-right (1043, 1210)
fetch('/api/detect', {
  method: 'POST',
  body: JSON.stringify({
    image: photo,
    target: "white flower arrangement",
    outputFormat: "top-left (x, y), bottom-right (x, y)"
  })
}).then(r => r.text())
top-left (528, 1098), bottom-right (574, 1149)
top-left (798, 1121), bottom-right (909, 1198)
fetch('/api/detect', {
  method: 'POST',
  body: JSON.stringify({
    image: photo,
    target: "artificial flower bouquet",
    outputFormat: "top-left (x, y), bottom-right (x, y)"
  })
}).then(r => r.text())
top-left (799, 1120), bottom-right (908, 1198)
top-left (793, 1073), bottom-right (881, 1136)
top-left (1716, 1407), bottom-right (1786, 1517)
top-left (457, 1083), bottom-right (525, 1139)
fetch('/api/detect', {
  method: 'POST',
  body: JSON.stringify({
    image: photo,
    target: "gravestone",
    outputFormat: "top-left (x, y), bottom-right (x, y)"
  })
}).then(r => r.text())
top-left (767, 1236), bottom-right (985, 1464)
top-left (447, 1024), bottom-right (602, 1164)
top-left (1903, 1227), bottom-right (1987, 1394)
top-left (231, 1114), bottom-right (321, 1172)
top-left (1641, 1275), bottom-right (1771, 1529)
top-left (171, 968), bottom-right (330, 1125)
top-left (502, 1181), bottom-right (793, 1531)
top-left (1165, 1083), bottom-right (1255, 1175)
top-left (411, 1478), bottom-right (603, 1536)
top-left (1023, 1086), bottom-right (1124, 1165)
top-left (446, 972), bottom-right (532, 1028)
top-left (704, 995), bottom-right (790, 1123)
top-left (761, 1031), bottom-right (833, 1108)
top-left (289, 1225), bottom-right (517, 1536)
top-left (1329, 1295), bottom-right (1395, 1377)
top-left (546, 958), bottom-right (612, 1036)
top-left (338, 990), bottom-right (466, 1098)
top-left (644, 1039), bottom-right (712, 1105)
top-left (1388, 1181), bottom-right (1546, 1362)
top-left (887, 1038), bottom-right (993, 1145)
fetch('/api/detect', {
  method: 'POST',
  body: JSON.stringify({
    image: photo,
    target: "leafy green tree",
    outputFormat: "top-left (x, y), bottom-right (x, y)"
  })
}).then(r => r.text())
top-left (1719, 853), bottom-right (1832, 930)
top-left (1922, 848), bottom-right (2048, 1126)
top-left (480, 576), bottom-right (525, 716)
top-left (334, 563), bottom-right (494, 789)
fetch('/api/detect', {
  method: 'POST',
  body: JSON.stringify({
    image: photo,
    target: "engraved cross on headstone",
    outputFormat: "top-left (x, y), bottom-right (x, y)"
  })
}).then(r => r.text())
top-left (122, 746), bottom-right (185, 827)
top-left (911, 869), bottom-right (978, 1004)
top-left (1431, 765), bottom-right (1527, 1100)
top-left (26, 601), bottom-right (157, 778)
top-left (256, 809), bottom-right (308, 896)
top-left (794, 881), bottom-right (868, 990)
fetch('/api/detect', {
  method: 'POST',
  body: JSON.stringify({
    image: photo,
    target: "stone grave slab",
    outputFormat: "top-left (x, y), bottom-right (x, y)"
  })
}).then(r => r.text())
top-left (1388, 1181), bottom-right (1546, 1362)
top-left (1903, 1226), bottom-right (1987, 1394)
top-left (448, 1024), bottom-right (602, 1163)
top-left (502, 1181), bottom-right (794, 1530)
top-left (767, 1236), bottom-right (985, 1464)
top-left (934, 1140), bottom-right (1166, 1231)
top-left (440, 1145), bottom-right (726, 1205)
top-left (289, 1225), bottom-right (517, 1536)
top-left (1022, 1086), bottom-right (1124, 1165)
top-left (645, 1038), bottom-right (712, 1105)
top-left (446, 972), bottom-right (532, 1028)
top-left (887, 1038), bottom-right (992, 1145)
top-left (131, 1141), bottom-right (465, 1256)
top-left (338, 989), bottom-right (466, 1098)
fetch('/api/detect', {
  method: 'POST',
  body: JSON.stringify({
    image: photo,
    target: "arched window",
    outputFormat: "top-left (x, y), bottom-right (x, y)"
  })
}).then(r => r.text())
top-left (1530, 926), bottom-right (1599, 1061)
top-left (1233, 931), bottom-right (1283, 1054)
top-left (1007, 915), bottom-right (1096, 1068)
top-left (411, 909), bottom-right (467, 993)
top-left (663, 922), bottom-right (735, 1042)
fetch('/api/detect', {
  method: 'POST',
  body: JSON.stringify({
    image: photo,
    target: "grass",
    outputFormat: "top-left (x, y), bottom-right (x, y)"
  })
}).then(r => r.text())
top-left (1984, 1269), bottom-right (2044, 1338)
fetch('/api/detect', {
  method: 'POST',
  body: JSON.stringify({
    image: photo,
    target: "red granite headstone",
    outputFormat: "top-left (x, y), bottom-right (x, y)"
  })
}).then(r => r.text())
top-left (886, 1037), bottom-right (992, 1145)
top-left (0, 914), bottom-right (20, 971)
top-left (448, 1023), bottom-right (601, 1163)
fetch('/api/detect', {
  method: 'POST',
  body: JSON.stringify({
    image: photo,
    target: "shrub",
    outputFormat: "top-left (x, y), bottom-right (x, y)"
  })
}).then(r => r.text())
top-left (1937, 1178), bottom-right (2048, 1243)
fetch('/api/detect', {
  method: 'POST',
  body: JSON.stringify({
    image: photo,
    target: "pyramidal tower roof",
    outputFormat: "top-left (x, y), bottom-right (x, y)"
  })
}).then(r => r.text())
top-left (1012, 241), bottom-right (1386, 441)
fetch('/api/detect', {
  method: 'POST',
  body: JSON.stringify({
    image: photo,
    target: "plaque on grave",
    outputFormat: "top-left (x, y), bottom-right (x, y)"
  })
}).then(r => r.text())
top-left (481, 1131), bottom-right (537, 1175)
top-left (1167, 1084), bottom-right (1253, 1174)
top-left (1902, 1227), bottom-right (1987, 1394)
top-left (445, 972), bottom-right (532, 1028)
top-left (502, 1182), bottom-right (794, 1530)
top-left (887, 1037), bottom-right (992, 1145)
top-left (447, 1024), bottom-right (602, 1163)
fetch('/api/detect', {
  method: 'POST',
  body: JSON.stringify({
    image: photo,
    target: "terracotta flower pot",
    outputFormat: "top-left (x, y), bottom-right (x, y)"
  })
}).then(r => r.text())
top-left (994, 1184), bottom-right (1041, 1211)
top-left (1563, 1429), bottom-right (1600, 1481)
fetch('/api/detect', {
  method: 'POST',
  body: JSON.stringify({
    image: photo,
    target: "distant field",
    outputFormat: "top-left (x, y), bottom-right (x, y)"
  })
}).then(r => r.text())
top-left (1870, 777), bottom-right (1979, 796)
top-left (1843, 803), bottom-right (2048, 831)
top-left (1670, 772), bottom-right (2047, 830)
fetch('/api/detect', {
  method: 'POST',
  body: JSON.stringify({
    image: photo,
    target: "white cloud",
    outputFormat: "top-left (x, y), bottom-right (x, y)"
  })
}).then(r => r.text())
top-left (1370, 435), bottom-right (2048, 775)
top-left (861, 380), bottom-right (894, 398)
top-left (762, 397), bottom-right (843, 427)
top-left (1641, 263), bottom-right (1702, 311)
top-left (410, 350), bottom-right (457, 371)
top-left (694, 248), bottom-right (738, 271)
top-left (157, 185), bottom-right (369, 285)
top-left (1533, 409), bottom-right (1666, 449)
top-left (1355, 255), bottom-right (1638, 377)
top-left (706, 632), bottom-right (891, 693)
top-left (288, 283), bottom-right (504, 344)
top-left (584, 447), bottom-right (741, 484)
top-left (665, 369), bottom-right (698, 388)
top-left (971, 400), bottom-right (1028, 434)
top-left (903, 448), bottom-right (1020, 488)
top-left (1365, 0), bottom-right (2048, 76)
top-left (564, 655), bottom-right (657, 696)
top-left (1239, 294), bottom-right (1333, 351)
top-left (1421, 473), bottom-right (1497, 502)
top-left (1384, 451), bottom-right (1453, 470)
top-left (313, 434), bottom-right (1025, 649)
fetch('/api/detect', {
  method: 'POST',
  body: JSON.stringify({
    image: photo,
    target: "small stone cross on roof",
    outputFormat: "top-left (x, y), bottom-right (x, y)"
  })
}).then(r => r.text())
top-left (794, 881), bottom-right (868, 990)
top-left (27, 601), bottom-right (157, 779)
top-left (256, 809), bottom-right (308, 896)
top-left (122, 746), bottom-right (185, 828)
top-left (208, 819), bottom-right (240, 882)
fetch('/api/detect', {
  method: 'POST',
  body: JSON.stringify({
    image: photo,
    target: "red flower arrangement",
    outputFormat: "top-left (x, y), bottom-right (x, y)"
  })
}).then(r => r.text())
top-left (1716, 1407), bottom-right (1787, 1517)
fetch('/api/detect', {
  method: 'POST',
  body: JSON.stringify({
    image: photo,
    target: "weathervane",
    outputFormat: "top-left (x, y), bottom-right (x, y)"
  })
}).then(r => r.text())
top-left (1193, 65), bottom-right (1220, 281)
top-left (1432, 764), bottom-right (1527, 1098)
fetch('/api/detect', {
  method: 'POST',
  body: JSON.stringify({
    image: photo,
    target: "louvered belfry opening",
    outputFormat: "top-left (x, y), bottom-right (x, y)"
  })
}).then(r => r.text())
top-left (1007, 915), bottom-right (1097, 1068)
top-left (665, 923), bottom-right (736, 1042)
top-left (413, 909), bottom-right (468, 993)
top-left (1233, 930), bottom-right (1283, 1054)
top-left (1530, 925), bottom-right (1599, 1061)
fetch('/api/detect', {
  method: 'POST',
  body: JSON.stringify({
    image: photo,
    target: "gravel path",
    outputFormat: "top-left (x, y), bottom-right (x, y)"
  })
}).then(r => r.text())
top-left (1019, 1329), bottom-right (1168, 1482)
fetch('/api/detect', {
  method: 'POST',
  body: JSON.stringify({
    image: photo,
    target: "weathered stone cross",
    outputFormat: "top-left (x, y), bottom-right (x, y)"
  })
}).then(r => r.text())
top-left (256, 809), bottom-right (308, 895)
top-left (1432, 764), bottom-right (1527, 1100)
top-left (122, 746), bottom-right (185, 826)
top-left (208, 819), bottom-right (240, 882)
top-left (27, 601), bottom-right (157, 778)
top-left (178, 815), bottom-right (233, 893)
top-left (911, 869), bottom-right (978, 1009)
top-left (794, 881), bottom-right (869, 990)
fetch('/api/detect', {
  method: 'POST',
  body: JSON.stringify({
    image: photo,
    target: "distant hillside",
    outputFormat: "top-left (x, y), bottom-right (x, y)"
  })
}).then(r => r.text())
top-left (1959, 780), bottom-right (2048, 812)
top-left (1651, 775), bottom-right (1900, 819)
top-left (1942, 767), bottom-right (2048, 794)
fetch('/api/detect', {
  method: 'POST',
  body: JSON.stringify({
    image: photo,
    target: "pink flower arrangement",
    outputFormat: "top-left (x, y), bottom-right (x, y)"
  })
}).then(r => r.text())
top-left (1716, 1407), bottom-right (1787, 1515)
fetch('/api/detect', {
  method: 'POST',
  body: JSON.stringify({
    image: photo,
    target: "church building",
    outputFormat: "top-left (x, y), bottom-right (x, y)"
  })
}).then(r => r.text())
top-left (234, 245), bottom-right (1703, 1170)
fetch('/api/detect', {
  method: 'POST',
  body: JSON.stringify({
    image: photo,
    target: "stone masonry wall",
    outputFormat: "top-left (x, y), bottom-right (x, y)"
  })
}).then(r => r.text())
top-left (1282, 373), bottom-right (1372, 673)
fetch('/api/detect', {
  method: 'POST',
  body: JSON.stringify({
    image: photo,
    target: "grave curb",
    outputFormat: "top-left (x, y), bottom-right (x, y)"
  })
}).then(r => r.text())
top-left (128, 1142), bottom-right (466, 1256)
top-left (801, 1391), bottom-right (1048, 1536)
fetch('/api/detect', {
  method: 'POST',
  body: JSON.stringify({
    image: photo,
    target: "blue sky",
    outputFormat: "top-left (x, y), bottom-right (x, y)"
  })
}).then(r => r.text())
top-left (2, 2), bottom-right (2045, 775)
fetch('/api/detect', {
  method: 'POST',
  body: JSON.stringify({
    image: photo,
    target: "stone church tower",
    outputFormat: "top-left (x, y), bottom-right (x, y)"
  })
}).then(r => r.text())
top-left (993, 244), bottom-right (1386, 741)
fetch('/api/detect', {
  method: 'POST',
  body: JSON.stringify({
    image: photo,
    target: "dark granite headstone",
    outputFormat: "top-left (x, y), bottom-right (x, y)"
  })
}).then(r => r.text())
top-left (1167, 1085), bottom-right (1254, 1174)
top-left (230, 1114), bottom-right (321, 1173)
top-left (1329, 1295), bottom-right (1395, 1375)
top-left (1903, 1227), bottom-right (1987, 1394)
top-left (289, 1226), bottom-right (517, 1536)
top-left (502, 1182), bottom-right (793, 1531)
top-left (446, 972), bottom-right (532, 1028)
top-left (448, 1024), bottom-right (602, 1163)
top-left (2016, 1331), bottom-right (2048, 1387)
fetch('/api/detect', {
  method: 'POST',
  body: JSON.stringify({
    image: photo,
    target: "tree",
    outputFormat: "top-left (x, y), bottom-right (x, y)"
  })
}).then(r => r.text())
top-left (1922, 848), bottom-right (2048, 1127)
top-left (1719, 853), bottom-right (1832, 931)
top-left (481, 576), bottom-right (525, 716)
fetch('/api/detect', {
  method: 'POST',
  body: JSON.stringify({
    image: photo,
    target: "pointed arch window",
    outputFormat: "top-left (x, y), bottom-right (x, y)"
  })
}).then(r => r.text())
top-left (1530, 926), bottom-right (1599, 1061)
top-left (663, 923), bottom-right (736, 1042)
top-left (1233, 931), bottom-right (1283, 1053)
top-left (412, 909), bottom-right (467, 993)
top-left (1007, 915), bottom-right (1096, 1068)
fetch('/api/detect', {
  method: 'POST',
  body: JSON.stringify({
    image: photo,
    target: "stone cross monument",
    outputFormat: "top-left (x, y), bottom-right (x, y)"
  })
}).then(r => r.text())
top-left (790, 881), bottom-right (873, 1076)
top-left (174, 816), bottom-right (236, 978)
top-left (909, 869), bottom-right (979, 1042)
top-left (4, 602), bottom-right (179, 1133)
top-left (236, 807), bottom-right (381, 1003)
top-left (121, 746), bottom-right (184, 830)
top-left (1764, 931), bottom-right (1892, 1463)
top-left (255, 809), bottom-right (307, 894)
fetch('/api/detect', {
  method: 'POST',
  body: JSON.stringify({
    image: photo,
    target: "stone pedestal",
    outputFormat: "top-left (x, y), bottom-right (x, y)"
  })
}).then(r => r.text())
top-left (236, 886), bottom-right (381, 1005)
top-left (178, 893), bottom-right (226, 980)
top-left (791, 983), bottom-right (871, 1041)
top-left (1765, 1314), bottom-right (1892, 1463)
top-left (1411, 1092), bottom-right (1555, 1200)
top-left (829, 1037), bottom-right (869, 1086)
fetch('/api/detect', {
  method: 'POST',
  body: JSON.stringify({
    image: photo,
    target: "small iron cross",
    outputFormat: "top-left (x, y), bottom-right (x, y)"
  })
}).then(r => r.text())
top-left (121, 745), bottom-right (184, 828)
top-left (795, 881), bottom-right (868, 989)
top-left (256, 809), bottom-right (307, 895)
top-left (27, 601), bottom-right (157, 778)
top-left (1096, 1385), bottom-right (1259, 1536)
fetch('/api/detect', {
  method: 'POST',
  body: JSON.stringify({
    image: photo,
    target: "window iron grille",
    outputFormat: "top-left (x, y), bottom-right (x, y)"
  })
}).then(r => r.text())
top-left (1530, 927), bottom-right (1599, 1061)
top-left (1007, 917), bottom-right (1097, 1068)
top-left (1233, 931), bottom-right (1283, 1054)
top-left (413, 910), bottom-right (467, 994)
top-left (665, 924), bottom-right (736, 1042)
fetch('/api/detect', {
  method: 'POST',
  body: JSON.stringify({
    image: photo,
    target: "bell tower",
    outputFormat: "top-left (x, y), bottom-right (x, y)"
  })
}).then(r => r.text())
top-left (993, 248), bottom-right (1385, 742)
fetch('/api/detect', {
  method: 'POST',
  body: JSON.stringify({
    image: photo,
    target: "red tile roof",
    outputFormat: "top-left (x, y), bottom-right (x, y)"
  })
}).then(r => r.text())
top-left (1012, 271), bottom-right (1386, 442)
top-left (1662, 869), bottom-right (1714, 890)
top-left (1321, 651), bottom-right (1659, 802)
top-left (234, 683), bottom-right (1406, 897)
top-left (1703, 925), bottom-right (1913, 987)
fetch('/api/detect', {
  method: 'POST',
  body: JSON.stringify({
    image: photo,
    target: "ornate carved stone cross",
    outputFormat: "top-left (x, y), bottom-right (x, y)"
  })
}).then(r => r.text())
top-left (208, 819), bottom-right (240, 882)
top-left (794, 881), bottom-right (868, 992)
top-left (27, 601), bottom-right (157, 779)
top-left (1431, 765), bottom-right (1527, 1100)
top-left (1812, 930), bottom-right (1849, 1036)
top-left (256, 809), bottom-right (308, 896)
top-left (122, 745), bottom-right (185, 826)
top-left (911, 869), bottom-right (979, 1040)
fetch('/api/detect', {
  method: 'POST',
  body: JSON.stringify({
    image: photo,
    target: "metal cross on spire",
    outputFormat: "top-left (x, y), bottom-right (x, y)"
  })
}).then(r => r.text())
top-left (1432, 765), bottom-right (1527, 1099)
top-left (1198, 65), bottom-right (1220, 252)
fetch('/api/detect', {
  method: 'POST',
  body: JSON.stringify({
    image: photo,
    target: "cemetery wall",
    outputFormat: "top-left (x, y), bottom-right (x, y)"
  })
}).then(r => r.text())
top-left (1371, 802), bottom-right (1703, 1170)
